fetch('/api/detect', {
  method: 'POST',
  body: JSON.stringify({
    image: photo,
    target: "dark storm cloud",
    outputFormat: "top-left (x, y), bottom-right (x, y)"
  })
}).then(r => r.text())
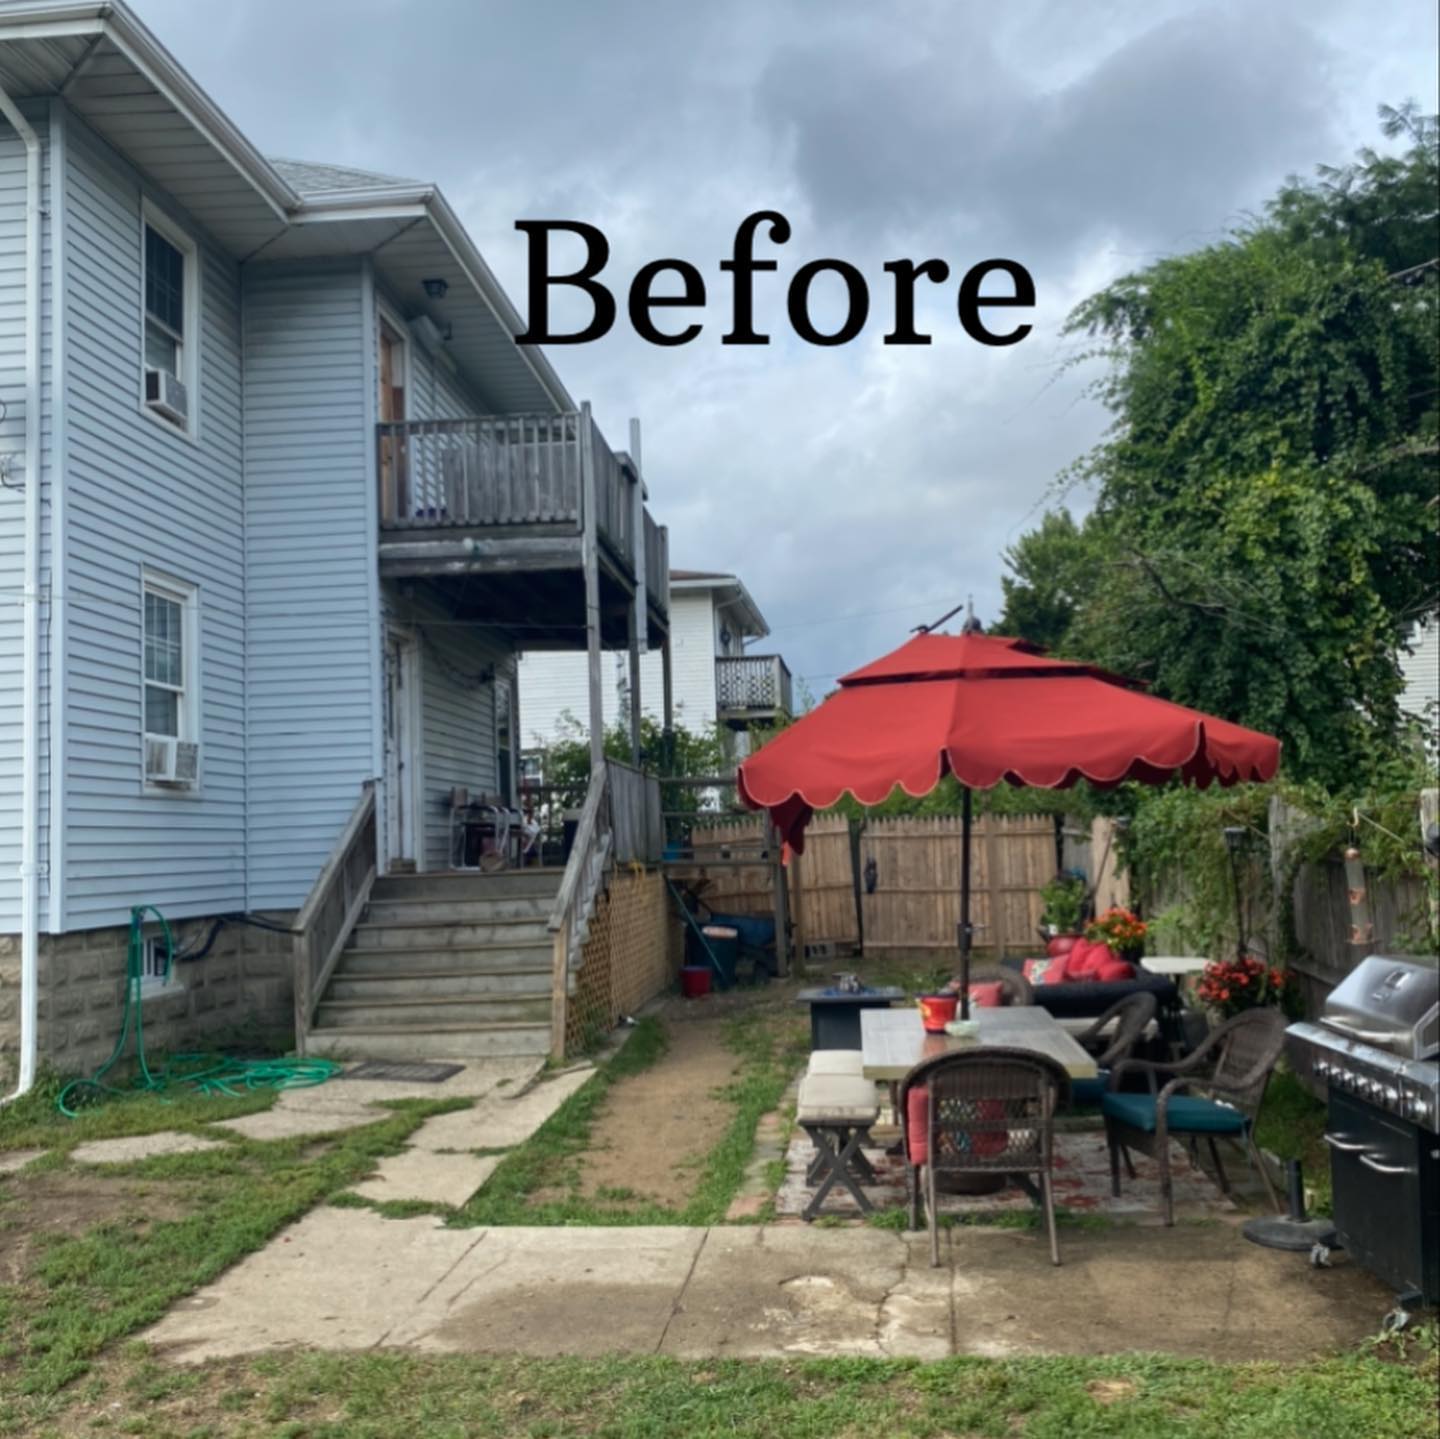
top-left (133, 0), bottom-right (1439, 690)
top-left (755, 6), bottom-right (1335, 263)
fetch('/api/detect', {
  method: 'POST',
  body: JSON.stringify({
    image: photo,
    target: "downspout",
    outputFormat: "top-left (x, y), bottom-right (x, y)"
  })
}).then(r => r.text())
top-left (0, 85), bottom-right (41, 1104)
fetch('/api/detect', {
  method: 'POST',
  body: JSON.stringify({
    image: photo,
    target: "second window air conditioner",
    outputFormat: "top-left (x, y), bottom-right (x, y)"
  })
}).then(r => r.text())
top-left (145, 735), bottom-right (200, 787)
top-left (144, 367), bottom-right (189, 425)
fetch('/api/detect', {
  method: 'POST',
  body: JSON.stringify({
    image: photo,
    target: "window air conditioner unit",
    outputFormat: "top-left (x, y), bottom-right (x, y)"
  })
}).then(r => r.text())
top-left (145, 735), bottom-right (199, 786)
top-left (144, 367), bottom-right (189, 425)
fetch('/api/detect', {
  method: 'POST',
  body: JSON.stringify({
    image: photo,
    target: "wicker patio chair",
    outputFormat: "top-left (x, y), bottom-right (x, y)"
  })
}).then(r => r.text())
top-left (1102, 1007), bottom-right (1285, 1225)
top-left (967, 966), bottom-right (1035, 1007)
top-left (900, 1047), bottom-right (1070, 1267)
top-left (1069, 992), bottom-right (1158, 1107)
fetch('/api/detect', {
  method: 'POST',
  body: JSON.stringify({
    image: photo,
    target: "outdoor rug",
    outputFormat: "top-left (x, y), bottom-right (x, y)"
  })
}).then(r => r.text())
top-left (776, 1124), bottom-right (1241, 1224)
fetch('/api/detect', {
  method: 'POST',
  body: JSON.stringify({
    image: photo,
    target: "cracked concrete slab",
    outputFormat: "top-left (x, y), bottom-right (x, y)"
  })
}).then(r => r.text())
top-left (942, 1223), bottom-right (1392, 1361)
top-left (0, 1148), bottom-right (46, 1174)
top-left (213, 1095), bottom-right (386, 1142)
top-left (393, 1226), bottom-right (708, 1355)
top-left (349, 1151), bottom-right (502, 1209)
top-left (661, 1225), bottom-right (952, 1359)
top-left (410, 1069), bottom-right (593, 1153)
top-left (145, 1209), bottom-right (487, 1361)
top-left (140, 1211), bottom-right (1392, 1366)
top-left (70, 1132), bottom-right (229, 1165)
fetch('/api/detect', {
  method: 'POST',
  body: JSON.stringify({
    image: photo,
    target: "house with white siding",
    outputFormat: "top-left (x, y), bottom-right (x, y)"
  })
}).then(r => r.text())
top-left (0, 2), bottom-right (674, 1083)
top-left (518, 569), bottom-right (792, 766)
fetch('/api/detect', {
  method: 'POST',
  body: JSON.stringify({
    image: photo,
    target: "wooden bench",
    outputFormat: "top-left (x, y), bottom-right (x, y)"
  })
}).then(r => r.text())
top-left (796, 1073), bottom-right (880, 1219)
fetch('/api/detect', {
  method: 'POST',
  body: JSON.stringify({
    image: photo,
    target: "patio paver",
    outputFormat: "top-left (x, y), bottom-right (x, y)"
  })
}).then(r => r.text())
top-left (0, 1148), bottom-right (45, 1174)
top-left (349, 1150), bottom-right (503, 1208)
top-left (70, 1132), bottom-right (229, 1165)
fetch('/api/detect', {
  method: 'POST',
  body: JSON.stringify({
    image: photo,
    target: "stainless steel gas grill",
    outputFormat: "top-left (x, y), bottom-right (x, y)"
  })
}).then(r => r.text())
top-left (1287, 955), bottom-right (1439, 1322)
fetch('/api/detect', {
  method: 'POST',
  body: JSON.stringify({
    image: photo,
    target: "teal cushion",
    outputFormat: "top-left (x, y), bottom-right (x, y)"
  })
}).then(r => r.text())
top-left (1102, 1092), bottom-right (1247, 1134)
top-left (1069, 1074), bottom-right (1109, 1107)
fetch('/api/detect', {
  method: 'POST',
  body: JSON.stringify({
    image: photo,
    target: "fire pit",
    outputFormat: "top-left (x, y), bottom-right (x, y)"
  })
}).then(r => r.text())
top-left (797, 980), bottom-right (904, 1050)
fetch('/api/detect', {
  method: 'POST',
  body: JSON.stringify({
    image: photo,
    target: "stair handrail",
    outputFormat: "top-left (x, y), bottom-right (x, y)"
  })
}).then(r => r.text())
top-left (292, 781), bottom-right (378, 1055)
top-left (547, 760), bottom-right (612, 1059)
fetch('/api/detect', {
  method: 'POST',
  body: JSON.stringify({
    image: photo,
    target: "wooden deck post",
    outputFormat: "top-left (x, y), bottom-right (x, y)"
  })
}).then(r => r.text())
top-left (580, 402), bottom-right (605, 772)
top-left (627, 418), bottom-right (644, 767)
top-left (661, 631), bottom-right (675, 769)
top-left (771, 823), bottom-right (791, 978)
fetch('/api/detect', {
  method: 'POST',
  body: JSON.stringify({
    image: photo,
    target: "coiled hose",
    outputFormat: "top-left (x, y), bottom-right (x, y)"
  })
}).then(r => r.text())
top-left (56, 905), bottom-right (338, 1118)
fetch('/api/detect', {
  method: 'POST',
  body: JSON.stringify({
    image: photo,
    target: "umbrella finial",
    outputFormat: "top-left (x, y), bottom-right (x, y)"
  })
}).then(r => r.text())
top-left (960, 597), bottom-right (983, 635)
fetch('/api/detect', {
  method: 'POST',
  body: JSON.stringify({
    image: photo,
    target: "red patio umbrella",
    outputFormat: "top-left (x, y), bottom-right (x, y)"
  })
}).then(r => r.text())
top-left (737, 631), bottom-right (1280, 1014)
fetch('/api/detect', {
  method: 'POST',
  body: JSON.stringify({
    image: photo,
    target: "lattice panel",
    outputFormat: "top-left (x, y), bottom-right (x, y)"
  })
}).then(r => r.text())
top-left (564, 870), bottom-right (675, 1054)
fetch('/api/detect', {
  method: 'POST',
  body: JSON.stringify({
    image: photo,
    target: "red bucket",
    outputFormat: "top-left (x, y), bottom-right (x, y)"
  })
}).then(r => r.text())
top-left (918, 994), bottom-right (958, 1033)
top-left (680, 965), bottom-right (712, 999)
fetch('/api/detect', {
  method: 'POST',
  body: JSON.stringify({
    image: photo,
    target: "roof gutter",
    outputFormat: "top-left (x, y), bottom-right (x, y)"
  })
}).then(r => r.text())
top-left (295, 185), bottom-right (575, 414)
top-left (0, 81), bottom-right (42, 1106)
top-left (0, 0), bottom-right (300, 219)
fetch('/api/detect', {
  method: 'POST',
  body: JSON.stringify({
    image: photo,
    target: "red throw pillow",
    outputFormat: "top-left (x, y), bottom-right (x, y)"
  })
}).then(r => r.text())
top-left (967, 981), bottom-right (1004, 1008)
top-left (1045, 935), bottom-right (1078, 959)
top-left (1065, 940), bottom-right (1108, 978)
top-left (907, 1085), bottom-right (931, 1165)
top-left (1094, 957), bottom-right (1137, 984)
top-left (1043, 953), bottom-right (1073, 982)
top-left (906, 1087), bottom-right (1008, 1164)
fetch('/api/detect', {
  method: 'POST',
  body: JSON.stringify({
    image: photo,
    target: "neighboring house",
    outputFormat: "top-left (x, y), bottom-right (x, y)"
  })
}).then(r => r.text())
top-left (518, 569), bottom-right (792, 766)
top-left (1399, 610), bottom-right (1439, 741)
top-left (0, 3), bottom-right (671, 1078)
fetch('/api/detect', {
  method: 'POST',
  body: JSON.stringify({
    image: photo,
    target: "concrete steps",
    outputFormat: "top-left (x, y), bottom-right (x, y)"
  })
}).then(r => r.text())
top-left (307, 870), bottom-right (563, 1060)
top-left (304, 1022), bottom-right (553, 1060)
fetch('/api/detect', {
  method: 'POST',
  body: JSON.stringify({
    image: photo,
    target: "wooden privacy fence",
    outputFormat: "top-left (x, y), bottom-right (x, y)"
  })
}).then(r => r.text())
top-left (690, 812), bottom-right (1056, 955)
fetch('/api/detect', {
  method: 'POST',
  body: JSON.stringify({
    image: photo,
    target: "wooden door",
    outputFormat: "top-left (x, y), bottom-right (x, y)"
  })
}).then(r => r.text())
top-left (379, 319), bottom-right (407, 520)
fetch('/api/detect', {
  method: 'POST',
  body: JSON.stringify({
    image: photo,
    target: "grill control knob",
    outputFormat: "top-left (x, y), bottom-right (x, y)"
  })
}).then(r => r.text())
top-left (1316, 1061), bottom-right (1332, 1079)
top-left (1383, 1087), bottom-right (1400, 1107)
top-left (1412, 1098), bottom-right (1430, 1123)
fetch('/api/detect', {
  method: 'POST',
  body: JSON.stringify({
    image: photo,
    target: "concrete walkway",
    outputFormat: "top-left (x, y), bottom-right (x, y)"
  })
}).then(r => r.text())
top-left (144, 1208), bottom-right (1393, 1365)
top-left (52, 1056), bottom-right (587, 1216)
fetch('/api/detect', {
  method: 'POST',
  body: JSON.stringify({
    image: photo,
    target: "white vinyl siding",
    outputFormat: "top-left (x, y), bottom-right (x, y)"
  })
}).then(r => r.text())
top-left (517, 589), bottom-right (718, 750)
top-left (243, 259), bottom-right (375, 910)
top-left (59, 112), bottom-right (246, 927)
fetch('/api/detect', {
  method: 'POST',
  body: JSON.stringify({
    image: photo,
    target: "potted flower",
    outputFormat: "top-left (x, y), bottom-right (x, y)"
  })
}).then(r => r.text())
top-left (1038, 875), bottom-right (1086, 958)
top-left (1084, 906), bottom-right (1148, 963)
top-left (1196, 955), bottom-right (1300, 1019)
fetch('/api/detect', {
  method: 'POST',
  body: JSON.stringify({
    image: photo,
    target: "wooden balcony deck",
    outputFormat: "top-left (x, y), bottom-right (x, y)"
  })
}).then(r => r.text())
top-left (717, 654), bottom-right (793, 724)
top-left (376, 404), bottom-right (669, 648)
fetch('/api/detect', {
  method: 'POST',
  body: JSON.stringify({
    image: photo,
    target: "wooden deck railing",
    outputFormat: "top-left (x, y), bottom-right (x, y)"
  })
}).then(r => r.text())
top-left (292, 782), bottom-right (377, 1054)
top-left (547, 764), bottom-right (611, 1060)
top-left (377, 405), bottom-right (648, 576)
top-left (716, 654), bottom-right (793, 717)
top-left (643, 511), bottom-right (669, 618)
top-left (608, 758), bottom-right (664, 866)
top-left (544, 759), bottom-right (664, 1058)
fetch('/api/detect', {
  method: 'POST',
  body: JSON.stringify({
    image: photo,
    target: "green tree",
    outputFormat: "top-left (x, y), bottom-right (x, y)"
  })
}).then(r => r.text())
top-left (993, 507), bottom-right (1102, 653)
top-left (1042, 107), bottom-right (1439, 786)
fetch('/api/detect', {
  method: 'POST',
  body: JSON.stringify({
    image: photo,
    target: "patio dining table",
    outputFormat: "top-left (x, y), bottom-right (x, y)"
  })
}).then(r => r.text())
top-left (860, 1006), bottom-right (1099, 1084)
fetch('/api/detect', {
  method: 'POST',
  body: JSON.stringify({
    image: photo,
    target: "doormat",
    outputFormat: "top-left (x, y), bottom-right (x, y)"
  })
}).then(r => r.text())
top-left (337, 1060), bottom-right (465, 1084)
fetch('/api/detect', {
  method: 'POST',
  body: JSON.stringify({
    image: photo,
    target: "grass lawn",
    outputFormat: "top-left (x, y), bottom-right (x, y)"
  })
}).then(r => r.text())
top-left (0, 996), bottom-right (1431, 1438)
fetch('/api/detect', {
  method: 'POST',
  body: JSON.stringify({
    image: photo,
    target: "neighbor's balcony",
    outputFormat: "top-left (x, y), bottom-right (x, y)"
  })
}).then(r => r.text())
top-left (376, 410), bottom-right (668, 645)
top-left (716, 654), bottom-right (793, 725)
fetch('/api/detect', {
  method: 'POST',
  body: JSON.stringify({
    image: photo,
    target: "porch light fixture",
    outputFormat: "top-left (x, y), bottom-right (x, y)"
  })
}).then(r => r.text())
top-left (422, 277), bottom-right (449, 299)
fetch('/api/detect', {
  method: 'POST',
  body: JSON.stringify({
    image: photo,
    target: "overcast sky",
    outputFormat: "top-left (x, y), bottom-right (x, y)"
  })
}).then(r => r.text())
top-left (139, 0), bottom-right (1437, 698)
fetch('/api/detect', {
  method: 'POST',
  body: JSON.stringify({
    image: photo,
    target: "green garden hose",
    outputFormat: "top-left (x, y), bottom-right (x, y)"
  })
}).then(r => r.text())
top-left (56, 905), bottom-right (339, 1118)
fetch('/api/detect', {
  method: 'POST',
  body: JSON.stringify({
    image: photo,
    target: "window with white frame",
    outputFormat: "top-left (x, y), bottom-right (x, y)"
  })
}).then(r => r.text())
top-left (141, 203), bottom-right (197, 432)
top-left (142, 571), bottom-right (200, 787)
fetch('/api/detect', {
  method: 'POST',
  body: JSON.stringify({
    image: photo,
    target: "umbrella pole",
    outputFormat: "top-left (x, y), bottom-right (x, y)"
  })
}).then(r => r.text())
top-left (959, 786), bottom-right (973, 1020)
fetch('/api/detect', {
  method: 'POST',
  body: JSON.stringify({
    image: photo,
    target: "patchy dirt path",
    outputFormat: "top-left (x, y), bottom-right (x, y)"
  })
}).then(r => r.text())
top-left (577, 1004), bottom-right (740, 1209)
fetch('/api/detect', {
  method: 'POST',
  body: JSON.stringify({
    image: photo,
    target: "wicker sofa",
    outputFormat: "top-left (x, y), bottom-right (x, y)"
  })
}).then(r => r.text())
top-left (999, 956), bottom-right (1182, 1048)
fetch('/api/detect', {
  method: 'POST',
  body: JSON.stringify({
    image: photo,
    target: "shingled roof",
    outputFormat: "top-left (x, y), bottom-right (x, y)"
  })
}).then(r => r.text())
top-left (269, 157), bottom-right (422, 197)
